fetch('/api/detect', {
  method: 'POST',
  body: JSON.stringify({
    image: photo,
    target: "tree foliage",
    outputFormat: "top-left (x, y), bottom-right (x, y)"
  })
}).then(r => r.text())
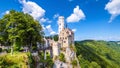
top-left (75, 40), bottom-right (120, 68)
top-left (59, 53), bottom-right (65, 62)
top-left (71, 59), bottom-right (77, 66)
top-left (0, 10), bottom-right (44, 51)
top-left (53, 35), bottom-right (58, 41)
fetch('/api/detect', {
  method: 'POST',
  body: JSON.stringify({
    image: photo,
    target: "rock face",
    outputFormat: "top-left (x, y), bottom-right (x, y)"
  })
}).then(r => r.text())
top-left (53, 60), bottom-right (72, 68)
top-left (65, 47), bottom-right (75, 63)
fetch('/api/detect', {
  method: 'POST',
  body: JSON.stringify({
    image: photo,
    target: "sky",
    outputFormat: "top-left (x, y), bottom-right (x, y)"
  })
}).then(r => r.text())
top-left (0, 0), bottom-right (120, 41)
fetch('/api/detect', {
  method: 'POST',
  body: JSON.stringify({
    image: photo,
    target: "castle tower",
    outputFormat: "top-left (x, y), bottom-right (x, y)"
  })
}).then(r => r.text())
top-left (58, 16), bottom-right (65, 34)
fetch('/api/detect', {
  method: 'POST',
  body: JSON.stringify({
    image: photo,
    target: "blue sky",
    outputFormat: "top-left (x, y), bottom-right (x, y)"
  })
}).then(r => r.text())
top-left (0, 0), bottom-right (120, 41)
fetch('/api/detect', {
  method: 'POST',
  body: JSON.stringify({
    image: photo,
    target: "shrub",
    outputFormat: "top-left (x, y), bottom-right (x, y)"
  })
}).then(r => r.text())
top-left (0, 52), bottom-right (30, 68)
top-left (71, 59), bottom-right (77, 66)
top-left (70, 44), bottom-right (77, 52)
top-left (59, 53), bottom-right (65, 62)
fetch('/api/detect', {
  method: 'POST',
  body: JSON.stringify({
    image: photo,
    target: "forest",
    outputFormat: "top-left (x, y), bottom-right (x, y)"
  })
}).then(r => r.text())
top-left (75, 40), bottom-right (120, 68)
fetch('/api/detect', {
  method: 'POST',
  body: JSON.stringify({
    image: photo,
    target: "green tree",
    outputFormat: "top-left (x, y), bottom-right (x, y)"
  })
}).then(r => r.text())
top-left (53, 35), bottom-right (58, 41)
top-left (89, 62), bottom-right (101, 68)
top-left (75, 40), bottom-right (120, 68)
top-left (0, 10), bottom-right (44, 53)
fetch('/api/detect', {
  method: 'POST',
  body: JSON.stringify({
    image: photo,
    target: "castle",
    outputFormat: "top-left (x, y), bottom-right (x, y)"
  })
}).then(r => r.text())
top-left (48, 16), bottom-right (74, 55)
top-left (44, 16), bottom-right (79, 68)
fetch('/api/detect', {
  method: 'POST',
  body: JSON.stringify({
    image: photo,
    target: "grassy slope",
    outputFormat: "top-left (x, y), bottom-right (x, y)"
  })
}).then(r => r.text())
top-left (75, 40), bottom-right (120, 68)
top-left (0, 52), bottom-right (32, 68)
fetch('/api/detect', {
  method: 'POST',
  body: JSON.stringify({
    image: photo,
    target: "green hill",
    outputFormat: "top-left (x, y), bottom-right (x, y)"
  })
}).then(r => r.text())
top-left (75, 40), bottom-right (120, 68)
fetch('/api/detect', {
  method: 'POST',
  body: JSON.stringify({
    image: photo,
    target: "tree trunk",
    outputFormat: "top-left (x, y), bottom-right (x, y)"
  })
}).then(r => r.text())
top-left (11, 46), bottom-right (13, 55)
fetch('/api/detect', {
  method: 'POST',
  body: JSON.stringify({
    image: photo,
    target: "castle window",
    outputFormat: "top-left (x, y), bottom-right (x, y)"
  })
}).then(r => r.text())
top-left (67, 31), bottom-right (69, 34)
top-left (64, 41), bottom-right (66, 43)
top-left (59, 37), bottom-right (61, 40)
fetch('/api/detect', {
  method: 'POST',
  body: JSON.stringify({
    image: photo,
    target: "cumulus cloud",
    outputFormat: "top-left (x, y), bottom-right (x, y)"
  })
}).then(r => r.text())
top-left (72, 29), bottom-right (77, 32)
top-left (53, 13), bottom-right (59, 19)
top-left (105, 0), bottom-right (120, 22)
top-left (40, 18), bottom-right (48, 23)
top-left (40, 18), bottom-right (52, 23)
top-left (66, 5), bottom-right (85, 23)
top-left (19, 0), bottom-right (45, 20)
top-left (19, 0), bottom-right (52, 23)
top-left (46, 25), bottom-right (56, 35)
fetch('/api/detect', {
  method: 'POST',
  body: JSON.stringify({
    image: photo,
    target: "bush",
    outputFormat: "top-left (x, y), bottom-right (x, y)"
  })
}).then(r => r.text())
top-left (59, 53), bottom-right (65, 62)
top-left (70, 44), bottom-right (77, 52)
top-left (0, 52), bottom-right (30, 68)
top-left (6, 49), bottom-right (11, 53)
top-left (2, 49), bottom-right (11, 53)
top-left (71, 59), bottom-right (77, 66)
top-left (45, 58), bottom-right (54, 68)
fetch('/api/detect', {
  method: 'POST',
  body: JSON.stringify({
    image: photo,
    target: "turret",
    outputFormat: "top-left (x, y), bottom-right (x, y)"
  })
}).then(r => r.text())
top-left (58, 16), bottom-right (65, 34)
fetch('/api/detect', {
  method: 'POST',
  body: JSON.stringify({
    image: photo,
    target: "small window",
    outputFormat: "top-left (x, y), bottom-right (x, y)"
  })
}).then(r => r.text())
top-left (64, 41), bottom-right (66, 43)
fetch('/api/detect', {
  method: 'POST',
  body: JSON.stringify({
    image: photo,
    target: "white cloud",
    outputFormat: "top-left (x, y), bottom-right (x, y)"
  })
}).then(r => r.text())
top-left (72, 29), bottom-right (77, 32)
top-left (20, 0), bottom-right (45, 20)
top-left (42, 25), bottom-right (46, 30)
top-left (53, 13), bottom-right (59, 19)
top-left (66, 5), bottom-right (85, 23)
top-left (46, 25), bottom-right (56, 35)
top-left (47, 20), bottom-right (52, 23)
top-left (40, 18), bottom-right (47, 23)
top-left (105, 0), bottom-right (120, 22)
top-left (5, 10), bottom-right (9, 14)
top-left (19, 0), bottom-right (52, 23)
top-left (40, 18), bottom-right (52, 23)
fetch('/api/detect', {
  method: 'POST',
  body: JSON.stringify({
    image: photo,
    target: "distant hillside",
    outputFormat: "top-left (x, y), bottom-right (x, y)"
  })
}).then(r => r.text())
top-left (75, 40), bottom-right (120, 68)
